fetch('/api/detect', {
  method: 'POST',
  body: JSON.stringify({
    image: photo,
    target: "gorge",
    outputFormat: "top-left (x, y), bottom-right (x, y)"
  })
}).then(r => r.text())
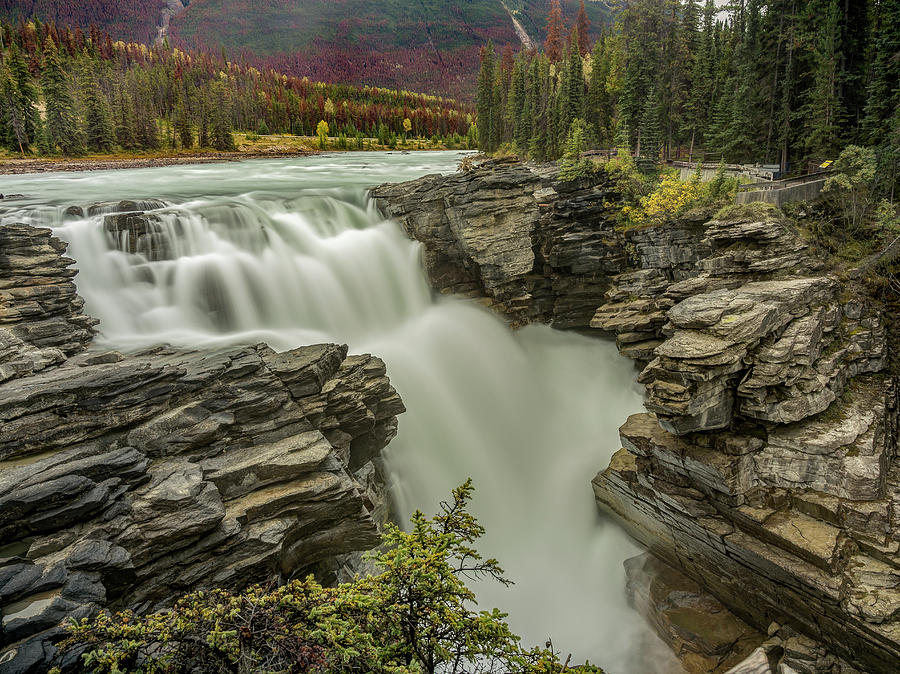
top-left (0, 151), bottom-right (897, 673)
top-left (1, 152), bottom-right (672, 673)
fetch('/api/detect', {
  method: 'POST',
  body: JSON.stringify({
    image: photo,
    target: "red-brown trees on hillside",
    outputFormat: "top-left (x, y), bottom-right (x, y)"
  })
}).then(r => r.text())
top-left (544, 0), bottom-right (565, 62)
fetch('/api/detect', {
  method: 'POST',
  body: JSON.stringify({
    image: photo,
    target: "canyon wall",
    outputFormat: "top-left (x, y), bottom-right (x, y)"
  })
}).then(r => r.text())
top-left (0, 221), bottom-right (404, 673)
top-left (374, 162), bottom-right (899, 673)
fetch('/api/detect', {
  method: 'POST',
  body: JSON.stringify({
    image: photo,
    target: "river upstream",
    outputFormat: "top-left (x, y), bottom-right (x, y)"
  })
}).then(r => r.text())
top-left (0, 151), bottom-right (677, 672)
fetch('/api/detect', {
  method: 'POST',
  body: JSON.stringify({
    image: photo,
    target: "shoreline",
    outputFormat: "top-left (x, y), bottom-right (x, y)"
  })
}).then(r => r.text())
top-left (0, 146), bottom-right (467, 177)
top-left (0, 150), bottom-right (319, 176)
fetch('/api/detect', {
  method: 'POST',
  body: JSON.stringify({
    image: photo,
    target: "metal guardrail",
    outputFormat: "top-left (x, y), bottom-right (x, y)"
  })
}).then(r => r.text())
top-left (737, 170), bottom-right (837, 192)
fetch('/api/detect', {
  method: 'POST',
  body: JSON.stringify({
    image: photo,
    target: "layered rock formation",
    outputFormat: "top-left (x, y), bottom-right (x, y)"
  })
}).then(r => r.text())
top-left (375, 163), bottom-right (898, 673)
top-left (0, 223), bottom-right (404, 672)
top-left (372, 162), bottom-right (628, 328)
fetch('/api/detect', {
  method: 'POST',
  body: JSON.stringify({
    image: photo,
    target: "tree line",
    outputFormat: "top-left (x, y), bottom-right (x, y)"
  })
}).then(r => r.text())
top-left (0, 18), bottom-right (475, 157)
top-left (477, 0), bottom-right (899, 182)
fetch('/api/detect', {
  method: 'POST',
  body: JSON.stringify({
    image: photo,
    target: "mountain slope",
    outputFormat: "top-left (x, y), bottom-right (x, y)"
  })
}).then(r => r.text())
top-left (168, 0), bottom-right (609, 99)
top-left (0, 0), bottom-right (611, 99)
top-left (0, 0), bottom-right (165, 44)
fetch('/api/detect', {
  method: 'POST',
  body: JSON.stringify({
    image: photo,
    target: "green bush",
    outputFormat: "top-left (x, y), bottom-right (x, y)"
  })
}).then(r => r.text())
top-left (55, 482), bottom-right (602, 674)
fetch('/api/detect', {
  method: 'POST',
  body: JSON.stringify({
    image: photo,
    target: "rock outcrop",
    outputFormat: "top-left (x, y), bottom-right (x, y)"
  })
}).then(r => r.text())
top-left (372, 162), bottom-right (628, 328)
top-left (0, 224), bottom-right (404, 673)
top-left (375, 163), bottom-right (898, 673)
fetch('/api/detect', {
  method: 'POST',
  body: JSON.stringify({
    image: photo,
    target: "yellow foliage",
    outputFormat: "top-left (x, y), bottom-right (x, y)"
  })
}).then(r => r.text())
top-left (630, 174), bottom-right (702, 225)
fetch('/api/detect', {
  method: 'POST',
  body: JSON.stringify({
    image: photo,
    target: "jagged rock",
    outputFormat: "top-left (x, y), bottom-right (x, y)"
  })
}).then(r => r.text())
top-left (625, 553), bottom-right (765, 673)
top-left (372, 162), bottom-right (627, 327)
top-left (0, 223), bottom-right (405, 672)
top-left (0, 224), bottom-right (96, 360)
top-left (103, 211), bottom-right (172, 260)
top-left (375, 166), bottom-right (897, 673)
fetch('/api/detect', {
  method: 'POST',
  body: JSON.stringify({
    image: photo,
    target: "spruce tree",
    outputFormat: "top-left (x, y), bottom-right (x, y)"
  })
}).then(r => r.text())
top-left (639, 87), bottom-right (662, 162)
top-left (41, 38), bottom-right (84, 155)
top-left (862, 0), bottom-right (900, 143)
top-left (476, 42), bottom-right (496, 151)
top-left (0, 65), bottom-right (27, 154)
top-left (82, 67), bottom-right (114, 152)
top-left (211, 81), bottom-right (235, 151)
top-left (802, 0), bottom-right (844, 159)
top-left (8, 42), bottom-right (37, 144)
top-left (113, 84), bottom-right (137, 150)
top-left (176, 100), bottom-right (193, 149)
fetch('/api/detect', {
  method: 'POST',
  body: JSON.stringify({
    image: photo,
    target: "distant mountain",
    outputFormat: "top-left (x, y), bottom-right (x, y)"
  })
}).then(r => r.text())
top-left (168, 0), bottom-right (609, 99)
top-left (0, 1), bottom-right (610, 100)
top-left (0, 0), bottom-right (167, 44)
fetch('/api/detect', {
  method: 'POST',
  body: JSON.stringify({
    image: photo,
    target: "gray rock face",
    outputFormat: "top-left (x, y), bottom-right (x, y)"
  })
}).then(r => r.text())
top-left (372, 161), bottom-right (628, 328)
top-left (374, 167), bottom-right (898, 673)
top-left (0, 224), bottom-right (405, 672)
top-left (0, 224), bottom-right (96, 380)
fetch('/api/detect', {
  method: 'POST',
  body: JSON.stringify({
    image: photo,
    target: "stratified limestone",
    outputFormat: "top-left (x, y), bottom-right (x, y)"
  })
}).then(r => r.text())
top-left (372, 161), bottom-right (628, 328)
top-left (375, 168), bottom-right (897, 673)
top-left (0, 224), bottom-right (404, 673)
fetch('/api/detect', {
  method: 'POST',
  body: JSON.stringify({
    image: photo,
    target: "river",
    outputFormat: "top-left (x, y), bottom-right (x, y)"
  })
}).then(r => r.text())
top-left (0, 151), bottom-right (677, 672)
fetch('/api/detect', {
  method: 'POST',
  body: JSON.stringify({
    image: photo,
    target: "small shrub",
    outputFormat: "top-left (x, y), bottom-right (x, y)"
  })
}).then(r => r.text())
top-left (55, 482), bottom-right (600, 674)
top-left (558, 119), bottom-right (596, 181)
top-left (822, 145), bottom-right (879, 230)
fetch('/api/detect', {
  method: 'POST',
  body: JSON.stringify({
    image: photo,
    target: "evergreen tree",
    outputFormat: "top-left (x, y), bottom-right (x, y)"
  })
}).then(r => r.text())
top-left (802, 0), bottom-right (844, 159)
top-left (638, 86), bottom-right (661, 162)
top-left (587, 38), bottom-right (612, 146)
top-left (112, 83), bottom-right (137, 150)
top-left (476, 42), bottom-right (496, 151)
top-left (0, 65), bottom-right (27, 154)
top-left (41, 38), bottom-right (84, 155)
top-left (862, 0), bottom-right (900, 143)
top-left (82, 67), bottom-right (114, 152)
top-left (176, 100), bottom-right (193, 149)
top-left (7, 41), bottom-right (37, 144)
top-left (562, 37), bottom-right (585, 141)
top-left (211, 81), bottom-right (235, 151)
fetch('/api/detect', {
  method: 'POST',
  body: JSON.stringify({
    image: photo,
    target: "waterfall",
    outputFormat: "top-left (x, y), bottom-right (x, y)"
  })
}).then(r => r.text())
top-left (1, 153), bottom-right (678, 672)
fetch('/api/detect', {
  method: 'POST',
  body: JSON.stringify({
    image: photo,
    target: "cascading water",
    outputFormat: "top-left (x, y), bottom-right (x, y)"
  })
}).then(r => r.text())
top-left (0, 152), bottom-right (678, 672)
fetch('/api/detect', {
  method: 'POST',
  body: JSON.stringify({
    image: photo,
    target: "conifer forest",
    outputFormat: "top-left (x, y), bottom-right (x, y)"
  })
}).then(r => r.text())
top-left (477, 0), bottom-right (899, 182)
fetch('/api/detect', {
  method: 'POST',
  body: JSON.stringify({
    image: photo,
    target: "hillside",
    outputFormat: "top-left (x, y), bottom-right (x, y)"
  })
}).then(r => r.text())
top-left (0, 1), bottom-right (609, 99)
top-left (168, 0), bottom-right (609, 99)
top-left (0, 0), bottom-right (165, 44)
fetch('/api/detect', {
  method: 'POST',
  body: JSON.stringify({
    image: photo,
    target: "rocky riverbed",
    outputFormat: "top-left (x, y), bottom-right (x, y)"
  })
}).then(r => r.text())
top-left (373, 161), bottom-right (899, 673)
top-left (0, 219), bottom-right (404, 672)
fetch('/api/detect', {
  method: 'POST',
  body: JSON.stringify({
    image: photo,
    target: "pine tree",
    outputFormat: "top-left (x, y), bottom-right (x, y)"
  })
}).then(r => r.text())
top-left (41, 38), bottom-right (84, 155)
top-left (802, 0), bottom-right (843, 159)
top-left (176, 100), bottom-right (193, 149)
top-left (587, 38), bottom-right (612, 146)
top-left (476, 42), bottom-right (496, 151)
top-left (82, 67), bottom-right (114, 152)
top-left (562, 37), bottom-right (585, 140)
top-left (639, 86), bottom-right (662, 162)
top-left (0, 65), bottom-right (27, 154)
top-left (211, 81), bottom-right (235, 151)
top-left (113, 84), bottom-right (137, 150)
top-left (862, 0), bottom-right (900, 143)
top-left (7, 42), bottom-right (37, 144)
top-left (544, 0), bottom-right (565, 62)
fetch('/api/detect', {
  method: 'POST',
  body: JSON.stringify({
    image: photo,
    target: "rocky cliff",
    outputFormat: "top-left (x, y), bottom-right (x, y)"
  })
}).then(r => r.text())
top-left (0, 222), bottom-right (404, 673)
top-left (374, 163), bottom-right (899, 674)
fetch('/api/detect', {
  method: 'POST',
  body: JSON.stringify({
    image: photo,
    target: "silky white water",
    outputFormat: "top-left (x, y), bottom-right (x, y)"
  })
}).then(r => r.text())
top-left (1, 152), bottom-right (678, 671)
